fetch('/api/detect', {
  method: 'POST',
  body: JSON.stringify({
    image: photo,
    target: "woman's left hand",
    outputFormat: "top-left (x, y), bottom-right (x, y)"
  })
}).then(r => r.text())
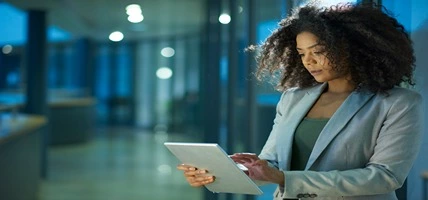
top-left (230, 153), bottom-right (284, 186)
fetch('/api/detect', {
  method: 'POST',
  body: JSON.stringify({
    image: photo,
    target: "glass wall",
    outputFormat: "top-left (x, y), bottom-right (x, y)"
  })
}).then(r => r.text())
top-left (134, 35), bottom-right (202, 131)
top-left (93, 42), bottom-right (135, 125)
top-left (0, 2), bottom-right (72, 111)
top-left (382, 1), bottom-right (428, 199)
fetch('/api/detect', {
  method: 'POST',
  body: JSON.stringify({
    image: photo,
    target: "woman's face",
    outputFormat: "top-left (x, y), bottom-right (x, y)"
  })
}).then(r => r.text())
top-left (296, 31), bottom-right (343, 83)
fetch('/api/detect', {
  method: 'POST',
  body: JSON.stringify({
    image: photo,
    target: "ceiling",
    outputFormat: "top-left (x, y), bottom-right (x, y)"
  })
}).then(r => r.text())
top-left (3, 0), bottom-right (207, 41)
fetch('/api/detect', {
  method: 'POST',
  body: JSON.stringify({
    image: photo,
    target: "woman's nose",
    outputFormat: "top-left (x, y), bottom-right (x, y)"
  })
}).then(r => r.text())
top-left (303, 54), bottom-right (316, 66)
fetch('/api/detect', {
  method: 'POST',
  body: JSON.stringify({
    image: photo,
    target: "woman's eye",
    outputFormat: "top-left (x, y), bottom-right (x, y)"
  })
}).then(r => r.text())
top-left (313, 50), bottom-right (325, 55)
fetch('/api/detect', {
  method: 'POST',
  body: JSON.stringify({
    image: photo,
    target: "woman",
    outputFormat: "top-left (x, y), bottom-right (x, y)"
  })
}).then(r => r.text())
top-left (177, 2), bottom-right (423, 199)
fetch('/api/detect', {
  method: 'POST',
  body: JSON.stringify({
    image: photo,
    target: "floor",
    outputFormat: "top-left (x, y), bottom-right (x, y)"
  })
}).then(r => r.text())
top-left (37, 126), bottom-right (277, 200)
top-left (37, 126), bottom-right (204, 200)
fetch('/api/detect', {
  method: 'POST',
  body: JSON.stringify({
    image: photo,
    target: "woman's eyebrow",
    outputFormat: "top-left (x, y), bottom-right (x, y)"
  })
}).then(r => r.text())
top-left (296, 43), bottom-right (320, 50)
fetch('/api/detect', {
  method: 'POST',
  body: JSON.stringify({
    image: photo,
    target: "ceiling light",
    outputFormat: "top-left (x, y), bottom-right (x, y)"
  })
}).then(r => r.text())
top-left (128, 14), bottom-right (144, 23)
top-left (219, 13), bottom-right (231, 24)
top-left (156, 67), bottom-right (173, 79)
top-left (126, 4), bottom-right (142, 15)
top-left (2, 45), bottom-right (13, 54)
top-left (160, 47), bottom-right (175, 57)
top-left (109, 31), bottom-right (124, 42)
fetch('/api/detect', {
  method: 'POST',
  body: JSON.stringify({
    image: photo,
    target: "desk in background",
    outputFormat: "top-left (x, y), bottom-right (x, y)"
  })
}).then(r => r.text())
top-left (1, 96), bottom-right (96, 145)
top-left (0, 113), bottom-right (47, 200)
top-left (49, 97), bottom-right (96, 145)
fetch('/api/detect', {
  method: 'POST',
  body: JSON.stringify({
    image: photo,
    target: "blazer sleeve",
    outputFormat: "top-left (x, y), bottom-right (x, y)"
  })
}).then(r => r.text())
top-left (278, 91), bottom-right (424, 198)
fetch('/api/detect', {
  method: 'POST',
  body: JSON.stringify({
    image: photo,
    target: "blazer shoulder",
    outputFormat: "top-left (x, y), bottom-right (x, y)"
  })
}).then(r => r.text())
top-left (385, 87), bottom-right (422, 101)
top-left (373, 87), bottom-right (423, 111)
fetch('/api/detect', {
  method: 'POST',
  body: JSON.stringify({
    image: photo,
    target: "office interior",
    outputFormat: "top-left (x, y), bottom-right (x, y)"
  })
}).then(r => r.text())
top-left (0, 0), bottom-right (427, 199)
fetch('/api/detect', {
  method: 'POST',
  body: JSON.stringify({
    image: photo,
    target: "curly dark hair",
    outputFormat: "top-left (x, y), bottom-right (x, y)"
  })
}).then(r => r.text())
top-left (255, 2), bottom-right (415, 93)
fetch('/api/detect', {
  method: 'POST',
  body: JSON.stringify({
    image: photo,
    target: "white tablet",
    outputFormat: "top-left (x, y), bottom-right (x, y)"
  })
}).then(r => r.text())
top-left (164, 142), bottom-right (263, 195)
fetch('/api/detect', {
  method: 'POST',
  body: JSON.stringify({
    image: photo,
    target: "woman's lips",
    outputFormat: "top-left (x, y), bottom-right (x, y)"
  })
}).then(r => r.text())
top-left (310, 69), bottom-right (322, 76)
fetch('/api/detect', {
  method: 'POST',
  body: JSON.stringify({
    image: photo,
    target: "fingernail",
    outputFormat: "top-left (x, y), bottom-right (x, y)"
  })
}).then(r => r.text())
top-left (199, 170), bottom-right (206, 174)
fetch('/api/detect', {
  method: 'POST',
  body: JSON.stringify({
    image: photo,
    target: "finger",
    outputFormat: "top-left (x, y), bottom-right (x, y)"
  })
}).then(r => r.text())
top-left (232, 159), bottom-right (251, 165)
top-left (177, 164), bottom-right (197, 170)
top-left (189, 176), bottom-right (215, 187)
top-left (184, 169), bottom-right (208, 177)
top-left (230, 155), bottom-right (249, 161)
top-left (186, 177), bottom-right (204, 187)
top-left (233, 153), bottom-right (257, 157)
top-left (186, 176), bottom-right (210, 186)
top-left (232, 156), bottom-right (256, 164)
top-left (231, 153), bottom-right (259, 160)
top-left (230, 157), bottom-right (246, 163)
top-left (243, 154), bottom-right (259, 160)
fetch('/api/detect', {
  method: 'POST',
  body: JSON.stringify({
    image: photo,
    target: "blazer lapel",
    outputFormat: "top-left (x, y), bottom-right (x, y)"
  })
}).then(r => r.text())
top-left (278, 84), bottom-right (327, 169)
top-left (305, 90), bottom-right (375, 170)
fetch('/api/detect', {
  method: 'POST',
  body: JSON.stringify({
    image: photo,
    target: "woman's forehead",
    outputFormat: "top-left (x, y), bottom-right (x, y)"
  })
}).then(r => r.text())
top-left (296, 32), bottom-right (320, 49)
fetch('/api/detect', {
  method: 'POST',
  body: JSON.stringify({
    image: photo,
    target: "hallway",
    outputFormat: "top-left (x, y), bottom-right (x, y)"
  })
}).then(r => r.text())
top-left (38, 127), bottom-right (203, 200)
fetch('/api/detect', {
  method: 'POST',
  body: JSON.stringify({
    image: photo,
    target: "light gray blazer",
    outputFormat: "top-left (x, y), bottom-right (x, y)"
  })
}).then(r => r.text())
top-left (258, 83), bottom-right (423, 200)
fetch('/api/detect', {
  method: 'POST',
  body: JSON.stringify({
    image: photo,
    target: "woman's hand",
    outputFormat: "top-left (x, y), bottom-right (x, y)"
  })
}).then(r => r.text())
top-left (230, 153), bottom-right (284, 186)
top-left (176, 164), bottom-right (215, 187)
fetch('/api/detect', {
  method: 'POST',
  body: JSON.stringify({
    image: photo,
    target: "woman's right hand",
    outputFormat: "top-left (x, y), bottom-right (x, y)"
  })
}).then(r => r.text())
top-left (176, 164), bottom-right (215, 187)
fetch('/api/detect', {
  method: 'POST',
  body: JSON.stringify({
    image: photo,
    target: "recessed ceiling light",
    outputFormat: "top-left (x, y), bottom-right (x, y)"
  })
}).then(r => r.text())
top-left (109, 31), bottom-right (124, 42)
top-left (161, 47), bottom-right (175, 57)
top-left (156, 67), bottom-right (173, 79)
top-left (128, 14), bottom-right (144, 23)
top-left (219, 13), bottom-right (231, 24)
top-left (2, 45), bottom-right (13, 54)
top-left (126, 4), bottom-right (142, 15)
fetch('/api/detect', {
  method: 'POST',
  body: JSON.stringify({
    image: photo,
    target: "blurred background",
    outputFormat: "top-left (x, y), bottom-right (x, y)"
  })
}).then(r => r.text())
top-left (0, 0), bottom-right (427, 200)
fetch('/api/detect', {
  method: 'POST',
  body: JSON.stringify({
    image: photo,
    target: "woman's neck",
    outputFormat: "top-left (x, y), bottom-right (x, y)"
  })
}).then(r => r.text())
top-left (326, 78), bottom-right (355, 94)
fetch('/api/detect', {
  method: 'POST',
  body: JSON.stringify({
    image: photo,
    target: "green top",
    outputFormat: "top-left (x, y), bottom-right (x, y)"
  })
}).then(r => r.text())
top-left (290, 117), bottom-right (330, 171)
